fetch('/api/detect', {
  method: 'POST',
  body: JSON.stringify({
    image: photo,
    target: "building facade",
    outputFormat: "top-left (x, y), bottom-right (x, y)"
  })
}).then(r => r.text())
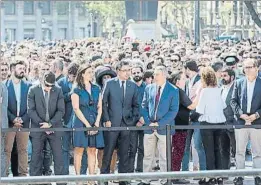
top-left (1, 1), bottom-right (101, 42)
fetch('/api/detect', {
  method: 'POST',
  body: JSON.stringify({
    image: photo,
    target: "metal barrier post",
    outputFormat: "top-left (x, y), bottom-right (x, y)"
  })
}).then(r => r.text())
top-left (166, 124), bottom-right (172, 185)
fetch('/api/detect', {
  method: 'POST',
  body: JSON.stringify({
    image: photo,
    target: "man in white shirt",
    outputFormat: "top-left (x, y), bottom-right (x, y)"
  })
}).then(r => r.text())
top-left (231, 59), bottom-right (261, 185)
top-left (182, 61), bottom-right (206, 173)
top-left (5, 59), bottom-right (31, 177)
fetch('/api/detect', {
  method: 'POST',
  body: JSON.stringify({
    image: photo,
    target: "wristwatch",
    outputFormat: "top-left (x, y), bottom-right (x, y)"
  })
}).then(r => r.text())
top-left (255, 112), bottom-right (260, 119)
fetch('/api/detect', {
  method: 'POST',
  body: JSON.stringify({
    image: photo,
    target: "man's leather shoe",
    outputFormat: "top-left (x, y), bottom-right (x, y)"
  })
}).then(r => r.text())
top-left (255, 177), bottom-right (261, 185)
top-left (137, 182), bottom-right (150, 185)
top-left (172, 179), bottom-right (190, 184)
top-left (233, 177), bottom-right (243, 185)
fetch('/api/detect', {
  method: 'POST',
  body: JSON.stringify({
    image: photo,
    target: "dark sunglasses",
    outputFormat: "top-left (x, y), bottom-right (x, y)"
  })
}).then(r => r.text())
top-left (45, 82), bottom-right (54, 87)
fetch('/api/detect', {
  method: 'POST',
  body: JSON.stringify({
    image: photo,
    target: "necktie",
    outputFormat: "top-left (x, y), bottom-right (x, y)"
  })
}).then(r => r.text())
top-left (44, 91), bottom-right (50, 122)
top-left (154, 86), bottom-right (161, 120)
top-left (121, 81), bottom-right (125, 104)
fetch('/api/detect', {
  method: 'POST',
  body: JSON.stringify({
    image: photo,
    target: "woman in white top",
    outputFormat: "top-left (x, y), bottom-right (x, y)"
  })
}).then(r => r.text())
top-left (196, 67), bottom-right (227, 185)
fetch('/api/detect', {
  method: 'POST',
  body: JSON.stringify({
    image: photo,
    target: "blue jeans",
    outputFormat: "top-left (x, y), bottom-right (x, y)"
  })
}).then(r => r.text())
top-left (28, 138), bottom-right (32, 162)
top-left (182, 122), bottom-right (206, 171)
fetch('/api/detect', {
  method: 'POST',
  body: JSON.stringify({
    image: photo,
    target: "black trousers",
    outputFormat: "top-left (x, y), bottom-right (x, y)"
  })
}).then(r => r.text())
top-left (29, 133), bottom-right (65, 183)
top-left (200, 122), bottom-right (230, 170)
top-left (128, 130), bottom-right (144, 172)
top-left (42, 139), bottom-right (53, 175)
top-left (101, 125), bottom-right (131, 174)
top-left (226, 130), bottom-right (236, 158)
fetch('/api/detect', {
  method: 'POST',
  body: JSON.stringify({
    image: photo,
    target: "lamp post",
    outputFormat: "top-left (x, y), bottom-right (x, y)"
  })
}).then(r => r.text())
top-left (112, 23), bottom-right (116, 38)
top-left (216, 15), bottom-right (221, 39)
top-left (87, 23), bottom-right (91, 37)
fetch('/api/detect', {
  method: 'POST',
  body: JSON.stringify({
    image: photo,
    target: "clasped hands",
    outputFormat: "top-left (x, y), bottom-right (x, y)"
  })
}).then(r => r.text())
top-left (40, 122), bottom-right (53, 135)
top-left (240, 114), bottom-right (257, 125)
top-left (85, 122), bottom-right (99, 135)
top-left (13, 117), bottom-right (23, 128)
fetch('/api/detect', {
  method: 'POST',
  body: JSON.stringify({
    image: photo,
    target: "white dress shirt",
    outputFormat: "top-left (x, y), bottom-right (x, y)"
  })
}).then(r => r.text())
top-left (13, 81), bottom-right (21, 116)
top-left (247, 78), bottom-right (256, 113)
top-left (154, 82), bottom-right (166, 120)
top-left (119, 80), bottom-right (126, 97)
top-left (221, 83), bottom-right (233, 105)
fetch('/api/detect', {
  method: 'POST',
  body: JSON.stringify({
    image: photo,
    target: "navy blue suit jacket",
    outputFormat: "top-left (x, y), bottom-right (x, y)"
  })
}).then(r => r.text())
top-left (141, 82), bottom-right (179, 135)
top-left (230, 76), bottom-right (261, 125)
top-left (57, 76), bottom-right (73, 127)
top-left (5, 79), bottom-right (31, 128)
top-left (102, 77), bottom-right (140, 126)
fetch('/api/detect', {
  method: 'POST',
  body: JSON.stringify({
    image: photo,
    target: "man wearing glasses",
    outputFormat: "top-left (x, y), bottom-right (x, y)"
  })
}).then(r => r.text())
top-left (231, 58), bottom-right (261, 185)
top-left (101, 59), bottom-right (140, 185)
top-left (28, 71), bottom-right (66, 184)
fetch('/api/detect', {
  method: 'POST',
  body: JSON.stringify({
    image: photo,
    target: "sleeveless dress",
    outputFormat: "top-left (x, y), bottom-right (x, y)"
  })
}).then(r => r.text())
top-left (72, 85), bottom-right (104, 148)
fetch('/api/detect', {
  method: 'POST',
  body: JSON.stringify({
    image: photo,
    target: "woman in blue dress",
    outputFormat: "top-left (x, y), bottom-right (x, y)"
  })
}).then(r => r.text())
top-left (71, 64), bottom-right (104, 181)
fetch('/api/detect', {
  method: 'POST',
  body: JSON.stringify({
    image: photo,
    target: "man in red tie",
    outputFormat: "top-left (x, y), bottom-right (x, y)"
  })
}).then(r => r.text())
top-left (139, 65), bottom-right (179, 185)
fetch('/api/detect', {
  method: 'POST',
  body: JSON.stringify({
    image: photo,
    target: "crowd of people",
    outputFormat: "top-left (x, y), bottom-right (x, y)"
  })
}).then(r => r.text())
top-left (1, 38), bottom-right (261, 185)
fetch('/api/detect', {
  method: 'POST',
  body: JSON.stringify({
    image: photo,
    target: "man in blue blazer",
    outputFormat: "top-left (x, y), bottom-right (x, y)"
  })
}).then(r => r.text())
top-left (5, 59), bottom-right (31, 177)
top-left (231, 58), bottom-right (261, 185)
top-left (139, 65), bottom-right (179, 185)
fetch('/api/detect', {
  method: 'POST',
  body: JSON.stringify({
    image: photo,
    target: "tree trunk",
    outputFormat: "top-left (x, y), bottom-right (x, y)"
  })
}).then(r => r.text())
top-left (245, 1), bottom-right (261, 28)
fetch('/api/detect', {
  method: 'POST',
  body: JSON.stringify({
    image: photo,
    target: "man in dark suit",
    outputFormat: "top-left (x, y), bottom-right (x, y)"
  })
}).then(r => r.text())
top-left (221, 68), bottom-right (236, 168)
top-left (57, 62), bottom-right (79, 175)
top-left (231, 58), bottom-right (261, 185)
top-left (101, 59), bottom-right (140, 185)
top-left (28, 71), bottom-right (66, 185)
top-left (5, 59), bottom-right (31, 177)
top-left (139, 65), bottom-right (179, 185)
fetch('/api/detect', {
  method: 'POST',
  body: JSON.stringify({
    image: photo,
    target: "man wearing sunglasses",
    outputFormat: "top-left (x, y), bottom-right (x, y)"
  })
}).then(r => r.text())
top-left (28, 71), bottom-right (66, 184)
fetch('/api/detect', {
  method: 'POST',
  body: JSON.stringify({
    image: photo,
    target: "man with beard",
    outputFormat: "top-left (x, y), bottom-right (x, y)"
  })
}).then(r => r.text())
top-left (221, 68), bottom-right (237, 168)
top-left (5, 59), bottom-right (31, 176)
top-left (129, 62), bottom-right (146, 173)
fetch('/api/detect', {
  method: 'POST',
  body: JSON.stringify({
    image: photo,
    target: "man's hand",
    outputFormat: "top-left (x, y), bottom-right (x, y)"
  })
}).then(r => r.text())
top-left (13, 122), bottom-right (23, 128)
top-left (40, 122), bottom-right (51, 129)
top-left (105, 121), bottom-right (112, 128)
top-left (136, 121), bottom-right (143, 127)
top-left (240, 114), bottom-right (250, 121)
top-left (248, 114), bottom-right (257, 123)
top-left (13, 117), bottom-right (20, 124)
top-left (149, 122), bottom-right (159, 127)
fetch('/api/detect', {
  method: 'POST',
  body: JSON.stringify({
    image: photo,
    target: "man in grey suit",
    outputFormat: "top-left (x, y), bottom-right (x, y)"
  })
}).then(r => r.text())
top-left (28, 71), bottom-right (66, 185)
top-left (101, 59), bottom-right (140, 185)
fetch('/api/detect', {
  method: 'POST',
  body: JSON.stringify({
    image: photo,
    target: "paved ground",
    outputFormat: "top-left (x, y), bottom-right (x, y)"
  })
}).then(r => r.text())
top-left (7, 155), bottom-right (257, 185)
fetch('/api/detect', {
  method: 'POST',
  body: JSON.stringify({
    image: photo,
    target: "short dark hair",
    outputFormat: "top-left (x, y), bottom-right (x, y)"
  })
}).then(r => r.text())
top-left (143, 70), bottom-right (154, 81)
top-left (168, 71), bottom-right (183, 86)
top-left (67, 62), bottom-right (80, 76)
top-left (211, 62), bottom-right (223, 72)
top-left (132, 61), bottom-right (144, 73)
top-left (222, 67), bottom-right (236, 78)
top-left (184, 61), bottom-right (198, 72)
top-left (115, 59), bottom-right (130, 71)
top-left (10, 59), bottom-right (26, 70)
